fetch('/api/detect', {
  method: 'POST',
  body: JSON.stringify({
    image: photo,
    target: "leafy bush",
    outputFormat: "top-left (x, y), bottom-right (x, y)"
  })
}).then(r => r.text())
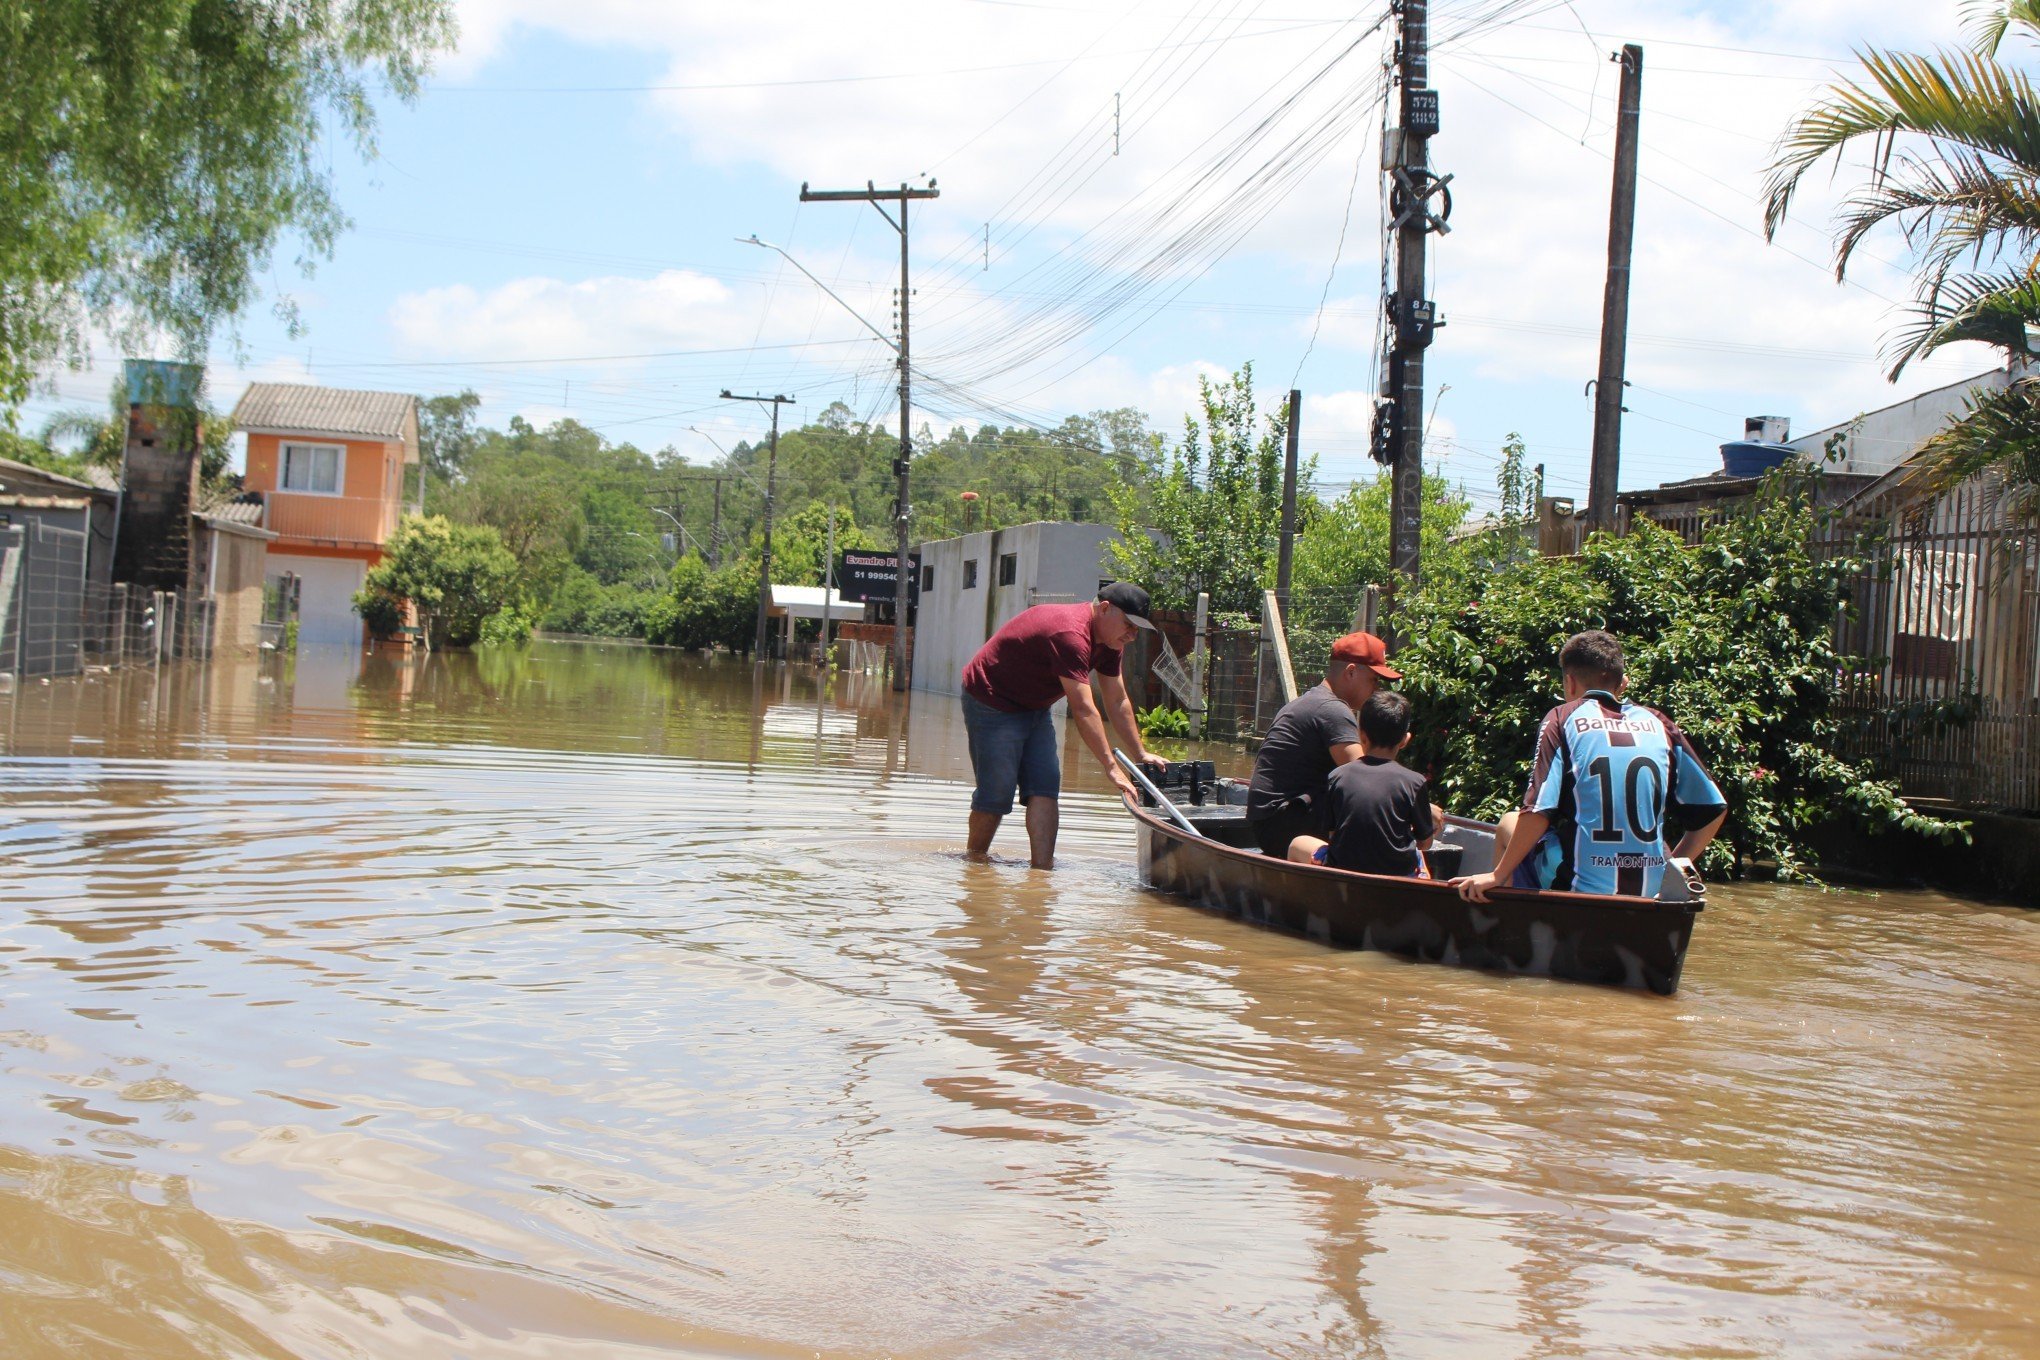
top-left (354, 514), bottom-right (519, 648)
top-left (1138, 704), bottom-right (1192, 739)
top-left (540, 568), bottom-right (659, 638)
top-left (1393, 465), bottom-right (1967, 880)
top-left (646, 554), bottom-right (757, 652)
top-left (478, 604), bottom-right (535, 647)
top-left (353, 587), bottom-right (406, 639)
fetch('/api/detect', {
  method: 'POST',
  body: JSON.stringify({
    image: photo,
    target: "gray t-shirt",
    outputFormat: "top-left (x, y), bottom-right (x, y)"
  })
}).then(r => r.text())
top-left (1247, 683), bottom-right (1360, 821)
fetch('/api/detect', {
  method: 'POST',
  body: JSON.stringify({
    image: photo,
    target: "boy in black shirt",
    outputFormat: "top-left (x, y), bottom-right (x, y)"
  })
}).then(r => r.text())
top-left (1286, 691), bottom-right (1441, 877)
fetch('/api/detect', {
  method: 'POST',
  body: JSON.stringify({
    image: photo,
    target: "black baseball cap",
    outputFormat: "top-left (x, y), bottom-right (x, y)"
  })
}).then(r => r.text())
top-left (1098, 581), bottom-right (1156, 629)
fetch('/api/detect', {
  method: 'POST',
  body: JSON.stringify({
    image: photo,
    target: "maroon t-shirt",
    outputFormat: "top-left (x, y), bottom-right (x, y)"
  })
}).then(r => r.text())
top-left (962, 603), bottom-right (1123, 712)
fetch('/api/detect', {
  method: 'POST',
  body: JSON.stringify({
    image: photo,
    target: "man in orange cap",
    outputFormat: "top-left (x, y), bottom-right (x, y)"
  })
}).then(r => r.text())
top-left (1244, 631), bottom-right (1403, 858)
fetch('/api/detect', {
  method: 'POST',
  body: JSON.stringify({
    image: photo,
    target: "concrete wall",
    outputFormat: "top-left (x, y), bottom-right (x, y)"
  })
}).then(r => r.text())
top-left (912, 521), bottom-right (1122, 696)
top-left (271, 552), bottom-right (368, 648)
top-left (1789, 365), bottom-right (2016, 476)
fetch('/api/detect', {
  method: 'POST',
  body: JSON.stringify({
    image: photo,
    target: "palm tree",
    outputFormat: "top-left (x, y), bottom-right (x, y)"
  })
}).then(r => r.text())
top-left (1764, 1), bottom-right (2040, 523)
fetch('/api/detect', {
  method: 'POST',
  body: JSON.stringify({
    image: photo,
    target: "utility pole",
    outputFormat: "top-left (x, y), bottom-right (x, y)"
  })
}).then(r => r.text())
top-left (1588, 44), bottom-right (1643, 531)
top-left (820, 504), bottom-right (837, 669)
top-left (799, 179), bottom-right (940, 691)
top-left (1378, 0), bottom-right (1450, 591)
top-left (1277, 388), bottom-right (1301, 597)
top-left (710, 477), bottom-right (723, 567)
top-left (722, 389), bottom-right (796, 659)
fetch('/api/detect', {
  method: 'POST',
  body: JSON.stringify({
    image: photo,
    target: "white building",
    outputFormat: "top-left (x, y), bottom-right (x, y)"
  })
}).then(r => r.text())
top-left (912, 521), bottom-right (1126, 696)
top-left (1788, 363), bottom-right (2021, 476)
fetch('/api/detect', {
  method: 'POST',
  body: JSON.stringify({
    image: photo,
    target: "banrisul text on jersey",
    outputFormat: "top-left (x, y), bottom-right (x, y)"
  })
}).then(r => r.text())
top-left (1523, 690), bottom-right (1728, 898)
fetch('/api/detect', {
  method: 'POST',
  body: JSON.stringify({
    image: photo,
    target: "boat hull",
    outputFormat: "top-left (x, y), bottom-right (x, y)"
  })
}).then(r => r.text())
top-left (1130, 799), bottom-right (1700, 995)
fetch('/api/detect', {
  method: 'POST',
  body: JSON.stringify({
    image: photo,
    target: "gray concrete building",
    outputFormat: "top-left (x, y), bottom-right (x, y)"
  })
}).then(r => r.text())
top-left (911, 521), bottom-right (1126, 696)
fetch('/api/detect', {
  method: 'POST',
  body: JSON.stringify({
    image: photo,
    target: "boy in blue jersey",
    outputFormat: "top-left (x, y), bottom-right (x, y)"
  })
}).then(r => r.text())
top-left (1453, 630), bottom-right (1727, 902)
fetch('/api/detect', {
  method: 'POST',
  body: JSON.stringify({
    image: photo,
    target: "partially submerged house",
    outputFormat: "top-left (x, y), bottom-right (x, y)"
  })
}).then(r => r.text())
top-left (231, 383), bottom-right (419, 648)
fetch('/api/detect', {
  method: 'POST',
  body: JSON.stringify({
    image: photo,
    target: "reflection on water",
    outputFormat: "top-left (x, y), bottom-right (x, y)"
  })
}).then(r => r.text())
top-left (2, 642), bottom-right (2037, 1358)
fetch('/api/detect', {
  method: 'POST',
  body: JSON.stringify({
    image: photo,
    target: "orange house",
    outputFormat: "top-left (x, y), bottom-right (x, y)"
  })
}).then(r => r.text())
top-left (231, 383), bottom-right (419, 647)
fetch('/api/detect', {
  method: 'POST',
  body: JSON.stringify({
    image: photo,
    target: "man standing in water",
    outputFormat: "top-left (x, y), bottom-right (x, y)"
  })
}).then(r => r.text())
top-left (1245, 631), bottom-right (1401, 857)
top-left (962, 582), bottom-right (1164, 868)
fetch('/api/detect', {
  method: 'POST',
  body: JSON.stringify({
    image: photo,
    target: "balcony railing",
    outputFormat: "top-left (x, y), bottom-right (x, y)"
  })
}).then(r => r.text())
top-left (263, 493), bottom-right (401, 548)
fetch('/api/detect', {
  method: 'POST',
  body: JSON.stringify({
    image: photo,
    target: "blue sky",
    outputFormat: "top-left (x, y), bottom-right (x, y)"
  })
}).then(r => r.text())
top-left (25, 0), bottom-right (1999, 513)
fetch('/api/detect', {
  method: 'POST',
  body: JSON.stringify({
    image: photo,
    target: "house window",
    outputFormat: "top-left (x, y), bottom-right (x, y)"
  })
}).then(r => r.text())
top-left (963, 558), bottom-right (979, 590)
top-left (997, 552), bottom-right (1017, 587)
top-left (921, 565), bottom-right (935, 591)
top-left (279, 442), bottom-right (343, 495)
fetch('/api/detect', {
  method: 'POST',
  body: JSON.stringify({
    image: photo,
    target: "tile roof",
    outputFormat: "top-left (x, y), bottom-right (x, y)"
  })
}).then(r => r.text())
top-left (195, 483), bottom-right (267, 525)
top-left (231, 383), bottom-right (416, 440)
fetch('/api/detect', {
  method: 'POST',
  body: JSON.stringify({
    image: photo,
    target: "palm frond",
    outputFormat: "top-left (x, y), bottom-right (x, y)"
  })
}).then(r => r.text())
top-left (1884, 267), bottom-right (2040, 376)
top-left (1764, 47), bottom-right (2040, 262)
top-left (1902, 376), bottom-right (2040, 531)
top-left (1962, 0), bottom-right (2040, 57)
top-left (1829, 149), bottom-right (2040, 285)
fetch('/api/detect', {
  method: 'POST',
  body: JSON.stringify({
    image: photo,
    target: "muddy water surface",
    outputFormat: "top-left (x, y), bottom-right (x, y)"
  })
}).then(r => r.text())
top-left (2, 642), bottom-right (2037, 1358)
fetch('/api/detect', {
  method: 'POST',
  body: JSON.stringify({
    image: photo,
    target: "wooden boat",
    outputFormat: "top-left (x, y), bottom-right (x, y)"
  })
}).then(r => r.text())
top-left (1120, 771), bottom-right (1704, 995)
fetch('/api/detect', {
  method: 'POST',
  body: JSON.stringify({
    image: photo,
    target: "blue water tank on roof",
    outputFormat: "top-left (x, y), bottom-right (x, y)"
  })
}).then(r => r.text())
top-left (1719, 440), bottom-right (1792, 479)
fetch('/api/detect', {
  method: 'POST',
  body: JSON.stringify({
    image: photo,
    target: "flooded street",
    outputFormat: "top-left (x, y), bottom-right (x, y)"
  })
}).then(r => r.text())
top-left (2, 641), bottom-right (2037, 1358)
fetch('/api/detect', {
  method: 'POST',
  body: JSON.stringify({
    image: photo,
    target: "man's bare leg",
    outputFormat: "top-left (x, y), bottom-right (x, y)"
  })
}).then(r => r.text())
top-left (967, 810), bottom-right (1002, 860)
top-left (1024, 795), bottom-right (1058, 868)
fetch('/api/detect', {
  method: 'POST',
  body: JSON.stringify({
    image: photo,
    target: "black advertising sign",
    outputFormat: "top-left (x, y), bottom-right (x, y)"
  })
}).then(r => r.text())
top-left (836, 550), bottom-right (920, 603)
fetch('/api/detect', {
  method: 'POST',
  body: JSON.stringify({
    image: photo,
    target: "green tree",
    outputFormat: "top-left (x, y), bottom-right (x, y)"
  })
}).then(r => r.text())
top-left (418, 390), bottom-right (481, 485)
top-left (648, 554), bottom-right (755, 653)
top-left (353, 515), bottom-right (519, 649)
top-left (1291, 470), bottom-right (1473, 615)
top-left (1392, 466), bottom-right (1966, 880)
top-left (1763, 1), bottom-right (2040, 525)
top-left (1107, 364), bottom-right (1295, 616)
top-left (0, 1), bottom-right (455, 408)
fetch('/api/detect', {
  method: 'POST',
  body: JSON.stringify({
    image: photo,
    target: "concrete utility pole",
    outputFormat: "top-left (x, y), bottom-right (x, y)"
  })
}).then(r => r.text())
top-left (722, 389), bottom-right (796, 659)
top-left (1381, 0), bottom-right (1450, 588)
top-left (710, 477), bottom-right (723, 566)
top-left (1277, 388), bottom-right (1301, 597)
top-left (1588, 44), bottom-right (1644, 531)
top-left (799, 179), bottom-right (940, 691)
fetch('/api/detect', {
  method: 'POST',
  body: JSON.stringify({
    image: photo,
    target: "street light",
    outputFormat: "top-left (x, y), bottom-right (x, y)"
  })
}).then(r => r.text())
top-left (738, 236), bottom-right (897, 353)
top-left (647, 507), bottom-right (702, 558)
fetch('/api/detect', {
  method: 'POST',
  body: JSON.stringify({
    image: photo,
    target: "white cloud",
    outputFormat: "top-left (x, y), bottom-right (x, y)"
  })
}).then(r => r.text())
top-left (381, 0), bottom-right (2001, 483)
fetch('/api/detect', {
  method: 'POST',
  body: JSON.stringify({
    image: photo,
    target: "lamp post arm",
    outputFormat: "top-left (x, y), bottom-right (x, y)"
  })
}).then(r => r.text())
top-left (738, 236), bottom-right (898, 354)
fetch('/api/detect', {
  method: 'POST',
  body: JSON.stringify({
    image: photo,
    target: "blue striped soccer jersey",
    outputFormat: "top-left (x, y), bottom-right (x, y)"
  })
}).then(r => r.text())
top-left (1521, 691), bottom-right (1727, 898)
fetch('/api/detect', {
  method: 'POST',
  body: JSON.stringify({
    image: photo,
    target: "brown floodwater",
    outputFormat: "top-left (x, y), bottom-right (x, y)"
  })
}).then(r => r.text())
top-left (1, 641), bottom-right (2036, 1358)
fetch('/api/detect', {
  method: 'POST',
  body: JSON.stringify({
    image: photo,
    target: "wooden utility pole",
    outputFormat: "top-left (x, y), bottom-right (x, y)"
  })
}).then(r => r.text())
top-left (799, 179), bottom-right (940, 691)
top-left (1277, 388), bottom-right (1301, 596)
top-left (722, 389), bottom-right (795, 658)
top-left (1588, 44), bottom-right (1643, 530)
top-left (1383, 0), bottom-right (1449, 588)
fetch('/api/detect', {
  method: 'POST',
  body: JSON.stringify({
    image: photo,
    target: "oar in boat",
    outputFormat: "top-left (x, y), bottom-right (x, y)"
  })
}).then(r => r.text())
top-left (1114, 749), bottom-right (1204, 838)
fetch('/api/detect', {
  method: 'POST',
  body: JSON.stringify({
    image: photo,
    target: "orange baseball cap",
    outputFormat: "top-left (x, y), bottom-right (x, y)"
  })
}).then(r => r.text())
top-left (1330, 631), bottom-right (1402, 681)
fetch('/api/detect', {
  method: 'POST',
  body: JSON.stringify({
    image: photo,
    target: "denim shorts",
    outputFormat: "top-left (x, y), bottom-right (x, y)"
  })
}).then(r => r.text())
top-left (962, 692), bottom-right (1061, 815)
